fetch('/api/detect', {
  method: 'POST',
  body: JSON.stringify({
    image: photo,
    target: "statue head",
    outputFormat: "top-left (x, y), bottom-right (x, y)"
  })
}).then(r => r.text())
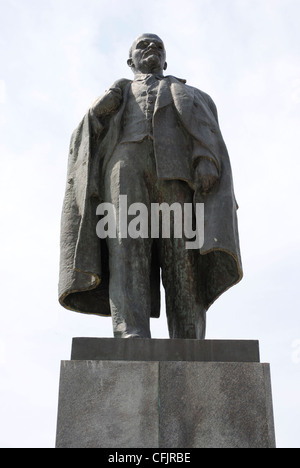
top-left (127, 33), bottom-right (167, 75)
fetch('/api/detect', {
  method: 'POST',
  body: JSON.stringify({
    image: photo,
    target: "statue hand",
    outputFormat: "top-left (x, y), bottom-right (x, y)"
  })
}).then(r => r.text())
top-left (194, 158), bottom-right (219, 194)
top-left (90, 87), bottom-right (122, 116)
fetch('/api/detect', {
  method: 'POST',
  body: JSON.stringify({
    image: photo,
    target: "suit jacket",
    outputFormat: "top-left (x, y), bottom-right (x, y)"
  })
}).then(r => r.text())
top-left (97, 76), bottom-right (222, 187)
top-left (59, 75), bottom-right (243, 317)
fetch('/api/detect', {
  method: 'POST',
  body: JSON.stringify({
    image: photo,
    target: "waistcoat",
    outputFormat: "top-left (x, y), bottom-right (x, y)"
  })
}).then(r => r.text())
top-left (120, 74), bottom-right (162, 143)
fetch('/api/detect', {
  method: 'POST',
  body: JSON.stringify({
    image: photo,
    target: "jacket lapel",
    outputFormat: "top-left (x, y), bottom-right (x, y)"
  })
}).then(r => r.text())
top-left (154, 78), bottom-right (173, 114)
top-left (154, 77), bottom-right (195, 129)
top-left (169, 77), bottom-right (195, 126)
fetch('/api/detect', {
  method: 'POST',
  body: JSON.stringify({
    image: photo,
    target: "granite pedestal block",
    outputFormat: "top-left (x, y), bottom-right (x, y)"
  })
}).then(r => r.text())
top-left (55, 339), bottom-right (276, 448)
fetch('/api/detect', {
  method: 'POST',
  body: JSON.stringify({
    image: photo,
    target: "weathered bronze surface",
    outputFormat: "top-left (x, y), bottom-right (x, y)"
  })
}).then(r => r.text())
top-left (59, 34), bottom-right (243, 338)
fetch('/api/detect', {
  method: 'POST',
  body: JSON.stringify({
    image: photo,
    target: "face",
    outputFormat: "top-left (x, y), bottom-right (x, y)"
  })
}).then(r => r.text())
top-left (128, 34), bottom-right (167, 74)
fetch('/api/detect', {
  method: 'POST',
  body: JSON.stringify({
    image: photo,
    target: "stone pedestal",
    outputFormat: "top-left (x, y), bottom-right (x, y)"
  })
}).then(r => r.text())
top-left (55, 339), bottom-right (276, 448)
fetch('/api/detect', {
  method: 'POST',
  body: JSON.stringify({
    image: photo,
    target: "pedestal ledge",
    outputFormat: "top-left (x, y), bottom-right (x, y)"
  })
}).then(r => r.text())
top-left (71, 337), bottom-right (260, 362)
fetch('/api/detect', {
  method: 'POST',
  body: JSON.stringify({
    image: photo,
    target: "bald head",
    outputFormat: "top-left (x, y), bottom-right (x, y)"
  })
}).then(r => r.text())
top-left (127, 33), bottom-right (167, 75)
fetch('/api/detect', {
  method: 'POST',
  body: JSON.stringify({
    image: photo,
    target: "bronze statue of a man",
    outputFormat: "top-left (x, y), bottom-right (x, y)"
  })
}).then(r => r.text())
top-left (59, 33), bottom-right (243, 339)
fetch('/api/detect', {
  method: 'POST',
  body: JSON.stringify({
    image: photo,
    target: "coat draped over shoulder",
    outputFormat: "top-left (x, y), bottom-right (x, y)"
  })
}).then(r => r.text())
top-left (59, 76), bottom-right (243, 316)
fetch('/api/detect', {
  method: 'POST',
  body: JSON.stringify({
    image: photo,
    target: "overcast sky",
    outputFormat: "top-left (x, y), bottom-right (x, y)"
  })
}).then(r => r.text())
top-left (1, 0), bottom-right (300, 448)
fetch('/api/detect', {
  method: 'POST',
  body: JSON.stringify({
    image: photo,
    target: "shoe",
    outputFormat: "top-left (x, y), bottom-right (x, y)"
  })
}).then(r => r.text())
top-left (123, 333), bottom-right (142, 339)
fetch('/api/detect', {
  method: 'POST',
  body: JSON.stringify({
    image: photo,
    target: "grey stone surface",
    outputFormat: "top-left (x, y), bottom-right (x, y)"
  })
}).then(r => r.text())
top-left (56, 344), bottom-right (276, 448)
top-left (71, 338), bottom-right (260, 362)
top-left (56, 360), bottom-right (159, 448)
top-left (159, 361), bottom-right (276, 448)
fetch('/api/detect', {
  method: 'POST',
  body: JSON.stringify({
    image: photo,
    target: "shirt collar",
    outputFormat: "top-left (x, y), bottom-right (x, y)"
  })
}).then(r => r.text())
top-left (134, 73), bottom-right (164, 82)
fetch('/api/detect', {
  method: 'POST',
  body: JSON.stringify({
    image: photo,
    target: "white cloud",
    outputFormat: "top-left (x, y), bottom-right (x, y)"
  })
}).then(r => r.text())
top-left (0, 79), bottom-right (6, 103)
top-left (0, 339), bottom-right (6, 366)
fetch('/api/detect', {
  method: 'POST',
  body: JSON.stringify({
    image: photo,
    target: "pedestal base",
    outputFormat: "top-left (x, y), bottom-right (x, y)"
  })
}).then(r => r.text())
top-left (55, 339), bottom-right (276, 448)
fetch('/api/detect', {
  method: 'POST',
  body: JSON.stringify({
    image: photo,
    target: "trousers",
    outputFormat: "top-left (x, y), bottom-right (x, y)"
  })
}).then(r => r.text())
top-left (103, 138), bottom-right (206, 339)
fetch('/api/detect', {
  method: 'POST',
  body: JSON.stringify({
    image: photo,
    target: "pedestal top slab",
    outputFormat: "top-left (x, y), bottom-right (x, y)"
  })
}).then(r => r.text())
top-left (71, 338), bottom-right (260, 363)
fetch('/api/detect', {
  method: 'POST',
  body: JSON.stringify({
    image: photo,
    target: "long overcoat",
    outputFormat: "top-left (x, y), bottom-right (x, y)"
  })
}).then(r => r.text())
top-left (59, 76), bottom-right (243, 317)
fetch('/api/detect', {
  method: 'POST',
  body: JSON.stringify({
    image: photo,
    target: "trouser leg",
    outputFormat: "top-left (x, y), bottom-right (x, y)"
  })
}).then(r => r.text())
top-left (103, 142), bottom-right (153, 338)
top-left (156, 180), bottom-right (207, 339)
top-left (107, 235), bottom-right (152, 338)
